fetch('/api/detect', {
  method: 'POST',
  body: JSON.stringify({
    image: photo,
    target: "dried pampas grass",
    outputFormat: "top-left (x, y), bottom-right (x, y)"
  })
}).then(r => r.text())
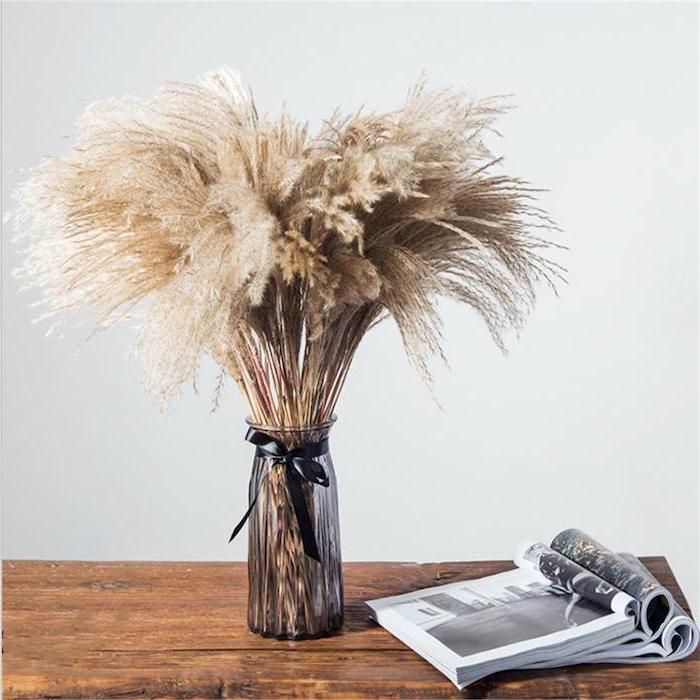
top-left (14, 68), bottom-right (563, 426)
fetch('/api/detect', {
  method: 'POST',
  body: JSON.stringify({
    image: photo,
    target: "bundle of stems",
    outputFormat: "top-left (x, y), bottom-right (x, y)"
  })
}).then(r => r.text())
top-left (14, 68), bottom-right (562, 429)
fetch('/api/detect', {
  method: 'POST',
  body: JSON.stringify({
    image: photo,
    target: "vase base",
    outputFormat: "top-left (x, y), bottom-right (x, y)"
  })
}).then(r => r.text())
top-left (248, 616), bottom-right (343, 640)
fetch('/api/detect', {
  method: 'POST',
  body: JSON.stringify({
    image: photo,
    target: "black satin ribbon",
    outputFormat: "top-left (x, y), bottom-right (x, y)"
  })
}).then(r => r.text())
top-left (229, 427), bottom-right (330, 562)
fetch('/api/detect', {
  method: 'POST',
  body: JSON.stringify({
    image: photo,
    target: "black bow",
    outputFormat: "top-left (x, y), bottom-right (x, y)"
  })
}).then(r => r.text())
top-left (229, 427), bottom-right (330, 562)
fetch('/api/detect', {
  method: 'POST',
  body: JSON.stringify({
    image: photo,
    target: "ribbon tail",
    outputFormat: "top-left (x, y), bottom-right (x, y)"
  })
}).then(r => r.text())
top-left (286, 464), bottom-right (321, 562)
top-left (228, 472), bottom-right (266, 543)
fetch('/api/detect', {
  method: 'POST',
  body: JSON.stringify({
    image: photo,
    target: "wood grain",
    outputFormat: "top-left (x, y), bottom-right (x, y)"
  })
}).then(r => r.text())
top-left (3, 558), bottom-right (698, 698)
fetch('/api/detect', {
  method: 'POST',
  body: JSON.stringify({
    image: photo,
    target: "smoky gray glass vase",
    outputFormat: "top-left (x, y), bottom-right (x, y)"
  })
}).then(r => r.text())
top-left (245, 417), bottom-right (343, 639)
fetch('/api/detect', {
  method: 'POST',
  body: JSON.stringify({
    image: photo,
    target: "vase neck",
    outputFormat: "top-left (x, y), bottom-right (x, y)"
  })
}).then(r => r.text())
top-left (245, 417), bottom-right (335, 448)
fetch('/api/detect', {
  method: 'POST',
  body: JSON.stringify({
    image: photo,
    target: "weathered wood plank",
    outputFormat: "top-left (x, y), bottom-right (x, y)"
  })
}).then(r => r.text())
top-left (3, 559), bottom-right (698, 698)
top-left (3, 648), bottom-right (699, 699)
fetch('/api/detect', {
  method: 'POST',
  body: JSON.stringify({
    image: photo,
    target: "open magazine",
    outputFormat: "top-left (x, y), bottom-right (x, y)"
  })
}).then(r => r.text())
top-left (366, 529), bottom-right (698, 689)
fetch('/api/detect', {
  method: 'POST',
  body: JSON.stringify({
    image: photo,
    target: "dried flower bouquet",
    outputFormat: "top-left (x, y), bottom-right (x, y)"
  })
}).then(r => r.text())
top-left (14, 69), bottom-right (562, 637)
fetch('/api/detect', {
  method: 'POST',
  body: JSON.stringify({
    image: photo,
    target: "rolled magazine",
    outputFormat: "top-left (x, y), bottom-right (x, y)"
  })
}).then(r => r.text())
top-left (515, 541), bottom-right (640, 618)
top-left (550, 528), bottom-right (674, 636)
top-left (366, 529), bottom-right (697, 689)
top-left (520, 538), bottom-right (698, 670)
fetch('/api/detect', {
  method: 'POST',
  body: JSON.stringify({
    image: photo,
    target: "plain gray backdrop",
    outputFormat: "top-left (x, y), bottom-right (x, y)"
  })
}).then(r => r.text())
top-left (2, 2), bottom-right (698, 611)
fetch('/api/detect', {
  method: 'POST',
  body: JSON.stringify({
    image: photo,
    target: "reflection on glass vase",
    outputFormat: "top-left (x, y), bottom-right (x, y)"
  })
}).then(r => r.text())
top-left (245, 417), bottom-right (343, 639)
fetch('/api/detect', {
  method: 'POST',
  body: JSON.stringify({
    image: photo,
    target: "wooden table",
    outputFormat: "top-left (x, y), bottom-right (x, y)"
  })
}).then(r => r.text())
top-left (2, 558), bottom-right (698, 698)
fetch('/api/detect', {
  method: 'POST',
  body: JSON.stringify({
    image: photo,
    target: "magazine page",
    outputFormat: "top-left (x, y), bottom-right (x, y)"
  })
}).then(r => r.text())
top-left (515, 541), bottom-right (637, 618)
top-left (551, 529), bottom-right (674, 635)
top-left (367, 566), bottom-right (635, 687)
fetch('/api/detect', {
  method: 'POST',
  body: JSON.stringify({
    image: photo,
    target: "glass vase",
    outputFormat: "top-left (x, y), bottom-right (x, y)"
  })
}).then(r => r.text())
top-left (246, 417), bottom-right (343, 639)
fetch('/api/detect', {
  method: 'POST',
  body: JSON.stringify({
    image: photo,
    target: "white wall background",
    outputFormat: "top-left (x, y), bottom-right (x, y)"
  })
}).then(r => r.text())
top-left (2, 2), bottom-right (698, 611)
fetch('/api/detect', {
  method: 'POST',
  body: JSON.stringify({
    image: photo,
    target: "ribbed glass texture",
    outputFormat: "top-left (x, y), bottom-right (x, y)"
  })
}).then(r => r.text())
top-left (246, 418), bottom-right (343, 639)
